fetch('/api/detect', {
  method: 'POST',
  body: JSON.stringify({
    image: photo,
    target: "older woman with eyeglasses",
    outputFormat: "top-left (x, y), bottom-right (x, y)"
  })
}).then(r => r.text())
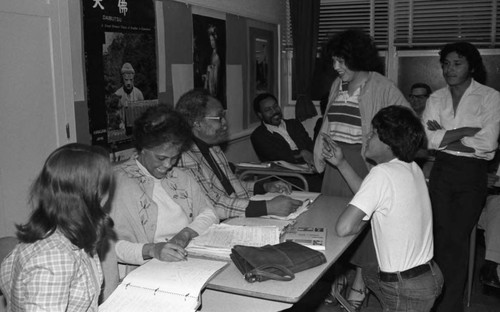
top-left (110, 105), bottom-right (218, 277)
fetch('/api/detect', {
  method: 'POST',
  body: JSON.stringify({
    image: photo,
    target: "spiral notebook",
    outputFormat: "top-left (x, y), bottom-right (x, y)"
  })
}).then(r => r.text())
top-left (99, 258), bottom-right (227, 312)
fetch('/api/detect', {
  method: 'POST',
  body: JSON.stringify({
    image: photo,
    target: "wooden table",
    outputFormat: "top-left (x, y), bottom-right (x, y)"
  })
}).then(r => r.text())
top-left (200, 195), bottom-right (362, 312)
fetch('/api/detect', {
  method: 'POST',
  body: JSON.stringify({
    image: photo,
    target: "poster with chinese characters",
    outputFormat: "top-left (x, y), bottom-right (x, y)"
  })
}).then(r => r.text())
top-left (82, 0), bottom-right (157, 154)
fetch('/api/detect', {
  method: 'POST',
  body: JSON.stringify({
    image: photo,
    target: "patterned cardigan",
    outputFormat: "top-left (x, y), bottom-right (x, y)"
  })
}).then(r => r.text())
top-left (110, 156), bottom-right (218, 269)
top-left (178, 144), bottom-right (257, 220)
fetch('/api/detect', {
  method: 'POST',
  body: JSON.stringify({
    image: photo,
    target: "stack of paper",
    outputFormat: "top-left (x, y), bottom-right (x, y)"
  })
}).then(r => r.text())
top-left (186, 224), bottom-right (281, 260)
top-left (283, 226), bottom-right (327, 251)
top-left (224, 217), bottom-right (296, 234)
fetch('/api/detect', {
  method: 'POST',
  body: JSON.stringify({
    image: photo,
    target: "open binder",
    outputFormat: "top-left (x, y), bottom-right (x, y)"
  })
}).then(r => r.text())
top-left (99, 258), bottom-right (227, 312)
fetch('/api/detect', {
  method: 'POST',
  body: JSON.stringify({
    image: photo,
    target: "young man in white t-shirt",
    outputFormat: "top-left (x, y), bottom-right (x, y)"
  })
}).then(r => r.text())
top-left (322, 106), bottom-right (443, 311)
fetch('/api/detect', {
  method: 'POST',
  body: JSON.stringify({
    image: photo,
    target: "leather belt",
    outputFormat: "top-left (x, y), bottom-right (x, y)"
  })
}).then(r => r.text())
top-left (379, 261), bottom-right (432, 282)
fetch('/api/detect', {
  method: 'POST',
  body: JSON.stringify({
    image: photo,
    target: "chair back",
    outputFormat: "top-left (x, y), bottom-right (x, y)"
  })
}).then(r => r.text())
top-left (0, 236), bottom-right (18, 300)
top-left (0, 237), bottom-right (18, 265)
top-left (98, 232), bottom-right (119, 303)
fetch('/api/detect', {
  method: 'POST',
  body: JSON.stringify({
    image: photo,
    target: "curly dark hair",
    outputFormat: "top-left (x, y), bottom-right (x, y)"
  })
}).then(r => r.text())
top-left (133, 105), bottom-right (192, 153)
top-left (326, 28), bottom-right (385, 74)
top-left (439, 41), bottom-right (487, 84)
top-left (372, 106), bottom-right (425, 163)
top-left (16, 143), bottom-right (114, 255)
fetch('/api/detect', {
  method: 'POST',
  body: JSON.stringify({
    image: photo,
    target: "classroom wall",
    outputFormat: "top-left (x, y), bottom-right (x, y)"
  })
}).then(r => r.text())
top-left (69, 0), bottom-right (285, 163)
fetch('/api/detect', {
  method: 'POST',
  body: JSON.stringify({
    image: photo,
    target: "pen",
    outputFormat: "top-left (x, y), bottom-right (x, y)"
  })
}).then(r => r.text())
top-left (165, 238), bottom-right (188, 261)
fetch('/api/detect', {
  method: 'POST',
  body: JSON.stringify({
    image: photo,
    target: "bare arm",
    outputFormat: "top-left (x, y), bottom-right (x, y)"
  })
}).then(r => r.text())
top-left (336, 204), bottom-right (367, 237)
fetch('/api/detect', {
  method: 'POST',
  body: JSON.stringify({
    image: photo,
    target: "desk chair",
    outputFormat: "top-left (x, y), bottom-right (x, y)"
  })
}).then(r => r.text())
top-left (99, 235), bottom-right (120, 303)
top-left (238, 170), bottom-right (309, 191)
top-left (0, 237), bottom-right (17, 265)
top-left (0, 236), bottom-right (18, 303)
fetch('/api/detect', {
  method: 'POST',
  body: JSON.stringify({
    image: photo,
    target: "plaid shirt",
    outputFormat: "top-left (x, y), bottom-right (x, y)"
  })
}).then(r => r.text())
top-left (178, 144), bottom-right (256, 219)
top-left (0, 231), bottom-right (102, 312)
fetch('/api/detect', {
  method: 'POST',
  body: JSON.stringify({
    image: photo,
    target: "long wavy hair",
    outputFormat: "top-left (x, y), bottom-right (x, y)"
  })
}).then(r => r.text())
top-left (16, 143), bottom-right (114, 255)
top-left (326, 28), bottom-right (385, 75)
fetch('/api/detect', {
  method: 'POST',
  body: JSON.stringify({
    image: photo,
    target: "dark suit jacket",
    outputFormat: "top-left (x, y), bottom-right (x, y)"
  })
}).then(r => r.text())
top-left (251, 119), bottom-right (314, 164)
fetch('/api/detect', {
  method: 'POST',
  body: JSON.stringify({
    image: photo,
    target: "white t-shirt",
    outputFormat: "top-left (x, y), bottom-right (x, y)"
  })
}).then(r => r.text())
top-left (350, 159), bottom-right (433, 272)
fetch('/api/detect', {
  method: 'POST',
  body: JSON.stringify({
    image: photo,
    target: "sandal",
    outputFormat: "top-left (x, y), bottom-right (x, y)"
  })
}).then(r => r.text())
top-left (346, 287), bottom-right (369, 311)
top-left (324, 274), bottom-right (348, 305)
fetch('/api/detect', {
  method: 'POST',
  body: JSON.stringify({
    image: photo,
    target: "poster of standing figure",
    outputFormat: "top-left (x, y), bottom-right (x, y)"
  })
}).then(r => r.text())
top-left (82, 0), bottom-right (157, 152)
top-left (193, 14), bottom-right (226, 108)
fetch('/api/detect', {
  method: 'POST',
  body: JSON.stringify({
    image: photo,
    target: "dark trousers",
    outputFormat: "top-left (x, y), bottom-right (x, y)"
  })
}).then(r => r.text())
top-left (430, 152), bottom-right (487, 312)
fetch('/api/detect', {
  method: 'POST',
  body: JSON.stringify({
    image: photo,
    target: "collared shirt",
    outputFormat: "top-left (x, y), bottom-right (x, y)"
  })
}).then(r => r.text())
top-left (422, 79), bottom-right (500, 160)
top-left (0, 231), bottom-right (102, 312)
top-left (264, 120), bottom-right (299, 151)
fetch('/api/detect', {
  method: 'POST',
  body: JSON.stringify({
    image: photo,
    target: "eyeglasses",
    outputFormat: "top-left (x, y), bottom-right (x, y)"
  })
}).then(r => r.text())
top-left (204, 111), bottom-right (226, 122)
top-left (409, 94), bottom-right (429, 99)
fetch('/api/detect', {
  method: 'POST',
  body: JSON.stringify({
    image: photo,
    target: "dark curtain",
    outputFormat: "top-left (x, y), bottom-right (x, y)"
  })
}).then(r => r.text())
top-left (290, 0), bottom-right (320, 121)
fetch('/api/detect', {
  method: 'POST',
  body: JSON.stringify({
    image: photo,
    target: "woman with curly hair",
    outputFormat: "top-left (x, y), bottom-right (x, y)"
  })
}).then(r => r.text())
top-left (313, 29), bottom-right (410, 310)
top-left (0, 143), bottom-right (114, 311)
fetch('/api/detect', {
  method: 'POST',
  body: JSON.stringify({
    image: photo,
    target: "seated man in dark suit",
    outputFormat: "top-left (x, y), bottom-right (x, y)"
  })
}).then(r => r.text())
top-left (251, 93), bottom-right (322, 191)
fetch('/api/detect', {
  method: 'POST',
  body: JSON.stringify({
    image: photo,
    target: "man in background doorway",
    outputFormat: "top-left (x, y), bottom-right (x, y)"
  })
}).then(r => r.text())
top-left (409, 82), bottom-right (432, 118)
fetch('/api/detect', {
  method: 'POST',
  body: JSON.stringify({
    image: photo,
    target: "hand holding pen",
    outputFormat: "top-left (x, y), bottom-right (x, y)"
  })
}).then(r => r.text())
top-left (153, 241), bottom-right (188, 262)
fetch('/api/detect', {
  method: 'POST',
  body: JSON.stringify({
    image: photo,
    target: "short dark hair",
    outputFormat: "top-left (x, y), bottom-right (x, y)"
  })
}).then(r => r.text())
top-left (439, 41), bottom-right (487, 84)
top-left (176, 88), bottom-right (213, 127)
top-left (372, 106), bottom-right (425, 162)
top-left (411, 83), bottom-right (432, 96)
top-left (253, 93), bottom-right (278, 115)
top-left (326, 28), bottom-right (385, 74)
top-left (16, 143), bottom-right (114, 255)
top-left (133, 105), bottom-right (192, 153)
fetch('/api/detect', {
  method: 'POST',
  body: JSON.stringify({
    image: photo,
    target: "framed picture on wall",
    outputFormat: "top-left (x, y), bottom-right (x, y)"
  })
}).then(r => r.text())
top-left (248, 27), bottom-right (275, 126)
top-left (192, 14), bottom-right (226, 108)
